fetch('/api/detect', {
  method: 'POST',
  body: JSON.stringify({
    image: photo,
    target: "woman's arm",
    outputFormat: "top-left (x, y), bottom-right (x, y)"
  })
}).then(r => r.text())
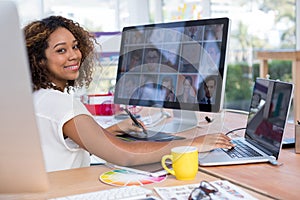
top-left (63, 114), bottom-right (234, 166)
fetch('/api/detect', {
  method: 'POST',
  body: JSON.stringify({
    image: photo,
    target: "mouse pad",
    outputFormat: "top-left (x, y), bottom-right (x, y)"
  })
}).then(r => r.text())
top-left (99, 169), bottom-right (167, 186)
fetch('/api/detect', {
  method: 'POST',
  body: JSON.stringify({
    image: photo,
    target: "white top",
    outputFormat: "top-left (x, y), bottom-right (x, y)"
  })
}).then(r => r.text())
top-left (33, 88), bottom-right (92, 172)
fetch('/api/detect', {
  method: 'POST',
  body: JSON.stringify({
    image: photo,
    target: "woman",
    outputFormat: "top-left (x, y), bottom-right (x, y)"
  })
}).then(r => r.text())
top-left (23, 16), bottom-right (234, 172)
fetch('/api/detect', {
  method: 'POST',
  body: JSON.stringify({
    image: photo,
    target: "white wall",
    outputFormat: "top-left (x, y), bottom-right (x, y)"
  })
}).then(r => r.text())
top-left (127, 0), bottom-right (150, 25)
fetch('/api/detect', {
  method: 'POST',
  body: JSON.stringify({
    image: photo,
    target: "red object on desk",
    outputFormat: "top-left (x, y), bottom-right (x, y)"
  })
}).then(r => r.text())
top-left (83, 94), bottom-right (120, 116)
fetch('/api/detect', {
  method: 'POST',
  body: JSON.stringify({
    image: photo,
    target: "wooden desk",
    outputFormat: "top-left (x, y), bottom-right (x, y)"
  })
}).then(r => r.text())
top-left (256, 50), bottom-right (300, 123)
top-left (199, 148), bottom-right (300, 200)
top-left (1, 111), bottom-right (298, 200)
top-left (0, 165), bottom-right (270, 200)
top-left (98, 109), bottom-right (300, 199)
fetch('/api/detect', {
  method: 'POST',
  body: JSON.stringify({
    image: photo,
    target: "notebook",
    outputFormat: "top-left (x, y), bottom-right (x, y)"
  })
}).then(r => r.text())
top-left (199, 78), bottom-right (294, 166)
top-left (0, 1), bottom-right (49, 193)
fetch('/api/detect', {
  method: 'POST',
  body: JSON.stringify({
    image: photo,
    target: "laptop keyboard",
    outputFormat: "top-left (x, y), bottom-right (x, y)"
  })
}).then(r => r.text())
top-left (222, 140), bottom-right (263, 158)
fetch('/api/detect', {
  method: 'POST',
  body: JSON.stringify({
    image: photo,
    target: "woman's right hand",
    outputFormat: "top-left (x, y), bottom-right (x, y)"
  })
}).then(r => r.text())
top-left (105, 118), bottom-right (145, 135)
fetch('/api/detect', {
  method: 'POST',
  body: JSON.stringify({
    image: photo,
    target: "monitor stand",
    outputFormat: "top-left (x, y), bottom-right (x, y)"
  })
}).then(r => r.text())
top-left (148, 109), bottom-right (198, 133)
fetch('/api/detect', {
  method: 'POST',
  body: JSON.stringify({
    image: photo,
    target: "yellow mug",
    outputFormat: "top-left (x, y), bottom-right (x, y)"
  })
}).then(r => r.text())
top-left (161, 146), bottom-right (198, 180)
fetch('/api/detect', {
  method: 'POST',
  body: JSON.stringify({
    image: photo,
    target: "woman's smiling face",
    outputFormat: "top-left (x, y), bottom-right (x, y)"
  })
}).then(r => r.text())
top-left (45, 27), bottom-right (82, 89)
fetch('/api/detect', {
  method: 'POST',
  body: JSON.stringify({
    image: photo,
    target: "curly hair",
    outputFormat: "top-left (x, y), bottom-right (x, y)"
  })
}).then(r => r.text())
top-left (23, 16), bottom-right (97, 92)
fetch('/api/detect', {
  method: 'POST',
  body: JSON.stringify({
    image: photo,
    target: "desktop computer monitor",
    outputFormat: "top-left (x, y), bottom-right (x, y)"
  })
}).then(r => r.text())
top-left (114, 18), bottom-right (230, 133)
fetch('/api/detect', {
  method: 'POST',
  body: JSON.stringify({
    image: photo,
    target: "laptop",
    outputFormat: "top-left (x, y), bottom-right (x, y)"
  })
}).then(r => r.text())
top-left (0, 1), bottom-right (49, 193)
top-left (199, 78), bottom-right (294, 166)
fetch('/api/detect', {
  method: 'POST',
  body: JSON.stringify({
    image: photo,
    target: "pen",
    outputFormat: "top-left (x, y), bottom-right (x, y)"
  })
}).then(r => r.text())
top-left (124, 108), bottom-right (148, 135)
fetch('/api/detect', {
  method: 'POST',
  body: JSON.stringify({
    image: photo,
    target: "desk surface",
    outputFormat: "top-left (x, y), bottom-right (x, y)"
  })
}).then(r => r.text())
top-left (1, 110), bottom-right (298, 200)
top-left (200, 148), bottom-right (300, 200)
top-left (0, 165), bottom-right (270, 200)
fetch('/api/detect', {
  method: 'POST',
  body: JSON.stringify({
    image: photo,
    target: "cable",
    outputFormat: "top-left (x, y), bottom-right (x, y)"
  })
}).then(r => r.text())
top-left (225, 127), bottom-right (246, 136)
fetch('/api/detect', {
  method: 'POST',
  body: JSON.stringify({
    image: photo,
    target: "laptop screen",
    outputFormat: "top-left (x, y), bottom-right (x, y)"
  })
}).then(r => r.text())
top-left (245, 78), bottom-right (293, 158)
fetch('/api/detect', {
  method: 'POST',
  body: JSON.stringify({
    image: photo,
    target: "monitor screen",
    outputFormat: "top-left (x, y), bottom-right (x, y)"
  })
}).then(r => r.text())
top-left (114, 17), bottom-right (230, 113)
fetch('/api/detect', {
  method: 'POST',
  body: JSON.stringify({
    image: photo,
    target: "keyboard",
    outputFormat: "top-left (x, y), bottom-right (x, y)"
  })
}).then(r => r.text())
top-left (222, 140), bottom-right (263, 158)
top-left (50, 185), bottom-right (153, 200)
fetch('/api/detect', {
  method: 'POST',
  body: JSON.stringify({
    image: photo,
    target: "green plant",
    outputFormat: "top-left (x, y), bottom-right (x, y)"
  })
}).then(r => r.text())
top-left (225, 63), bottom-right (252, 102)
top-left (224, 60), bottom-right (292, 110)
top-left (252, 60), bottom-right (292, 82)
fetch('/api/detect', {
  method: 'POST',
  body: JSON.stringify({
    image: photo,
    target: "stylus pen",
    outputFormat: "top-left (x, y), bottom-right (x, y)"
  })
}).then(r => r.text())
top-left (124, 108), bottom-right (148, 135)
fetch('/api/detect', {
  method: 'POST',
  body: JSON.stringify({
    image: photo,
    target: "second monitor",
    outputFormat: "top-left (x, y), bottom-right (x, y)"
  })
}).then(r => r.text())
top-left (114, 17), bottom-right (231, 133)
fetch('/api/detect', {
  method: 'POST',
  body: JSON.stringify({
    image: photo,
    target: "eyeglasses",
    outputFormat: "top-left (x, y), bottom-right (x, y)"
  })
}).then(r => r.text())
top-left (188, 181), bottom-right (218, 200)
